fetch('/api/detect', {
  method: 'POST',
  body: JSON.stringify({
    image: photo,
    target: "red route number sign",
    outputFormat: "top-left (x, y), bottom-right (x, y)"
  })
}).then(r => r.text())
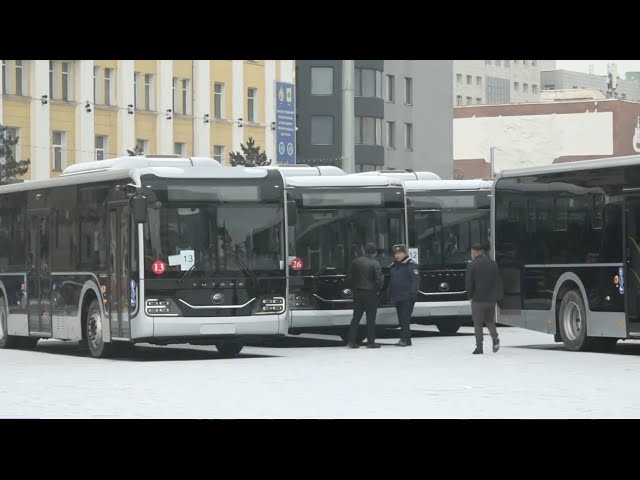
top-left (152, 260), bottom-right (167, 275)
top-left (290, 258), bottom-right (304, 271)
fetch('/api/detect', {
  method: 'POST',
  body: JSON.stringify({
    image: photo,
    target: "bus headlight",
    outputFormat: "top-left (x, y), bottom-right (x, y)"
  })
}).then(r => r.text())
top-left (145, 298), bottom-right (181, 316)
top-left (256, 296), bottom-right (285, 314)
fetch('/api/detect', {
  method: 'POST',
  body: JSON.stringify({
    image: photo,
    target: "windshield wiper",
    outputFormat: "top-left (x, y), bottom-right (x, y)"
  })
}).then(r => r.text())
top-left (179, 244), bottom-right (216, 283)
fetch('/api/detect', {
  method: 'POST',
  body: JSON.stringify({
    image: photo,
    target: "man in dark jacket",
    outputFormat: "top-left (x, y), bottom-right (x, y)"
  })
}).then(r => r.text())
top-left (347, 243), bottom-right (384, 349)
top-left (466, 242), bottom-right (502, 354)
top-left (389, 244), bottom-right (419, 347)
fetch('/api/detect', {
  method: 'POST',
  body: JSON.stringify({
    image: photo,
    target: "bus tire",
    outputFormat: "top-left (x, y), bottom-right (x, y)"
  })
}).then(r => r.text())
top-left (558, 290), bottom-right (591, 351)
top-left (0, 297), bottom-right (17, 349)
top-left (436, 320), bottom-right (461, 334)
top-left (86, 299), bottom-right (112, 358)
top-left (216, 342), bottom-right (243, 356)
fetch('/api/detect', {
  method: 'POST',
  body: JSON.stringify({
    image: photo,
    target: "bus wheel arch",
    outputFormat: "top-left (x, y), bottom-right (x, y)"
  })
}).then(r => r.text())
top-left (0, 293), bottom-right (14, 349)
top-left (80, 287), bottom-right (112, 358)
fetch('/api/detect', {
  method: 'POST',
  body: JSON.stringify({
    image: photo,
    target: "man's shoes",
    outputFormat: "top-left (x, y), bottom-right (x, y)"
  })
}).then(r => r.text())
top-left (396, 341), bottom-right (411, 347)
top-left (366, 343), bottom-right (381, 349)
top-left (493, 340), bottom-right (500, 353)
top-left (473, 347), bottom-right (483, 354)
top-left (347, 342), bottom-right (360, 349)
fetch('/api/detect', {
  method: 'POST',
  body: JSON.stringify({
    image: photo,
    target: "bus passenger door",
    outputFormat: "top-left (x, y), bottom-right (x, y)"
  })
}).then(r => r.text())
top-left (26, 213), bottom-right (52, 336)
top-left (108, 205), bottom-right (131, 339)
top-left (624, 197), bottom-right (640, 323)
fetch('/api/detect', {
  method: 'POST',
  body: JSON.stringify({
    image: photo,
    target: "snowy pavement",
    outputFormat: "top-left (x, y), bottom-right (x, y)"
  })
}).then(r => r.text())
top-left (1, 325), bottom-right (640, 418)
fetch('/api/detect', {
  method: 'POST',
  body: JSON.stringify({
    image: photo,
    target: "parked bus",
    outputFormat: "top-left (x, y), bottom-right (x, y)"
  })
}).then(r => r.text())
top-left (404, 179), bottom-right (492, 333)
top-left (281, 170), bottom-right (407, 341)
top-left (0, 156), bottom-right (291, 358)
top-left (493, 156), bottom-right (640, 351)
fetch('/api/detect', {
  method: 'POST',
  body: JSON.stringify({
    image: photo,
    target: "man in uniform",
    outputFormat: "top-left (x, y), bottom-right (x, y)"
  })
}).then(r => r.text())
top-left (389, 244), bottom-right (419, 347)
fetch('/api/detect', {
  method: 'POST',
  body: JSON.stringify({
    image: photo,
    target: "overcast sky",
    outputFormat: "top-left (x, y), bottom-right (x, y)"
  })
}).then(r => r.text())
top-left (556, 60), bottom-right (640, 77)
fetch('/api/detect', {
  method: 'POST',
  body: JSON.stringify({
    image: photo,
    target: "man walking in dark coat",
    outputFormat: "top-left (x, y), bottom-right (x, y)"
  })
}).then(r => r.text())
top-left (389, 244), bottom-right (419, 347)
top-left (346, 243), bottom-right (384, 349)
top-left (466, 242), bottom-right (502, 354)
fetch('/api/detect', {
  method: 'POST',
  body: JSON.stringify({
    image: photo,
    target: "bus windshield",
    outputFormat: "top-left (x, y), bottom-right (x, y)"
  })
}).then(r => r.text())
top-left (291, 207), bottom-right (404, 274)
top-left (410, 193), bottom-right (490, 268)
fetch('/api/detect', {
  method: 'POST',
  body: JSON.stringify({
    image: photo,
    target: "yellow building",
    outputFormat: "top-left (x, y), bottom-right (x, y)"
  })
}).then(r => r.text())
top-left (0, 60), bottom-right (295, 180)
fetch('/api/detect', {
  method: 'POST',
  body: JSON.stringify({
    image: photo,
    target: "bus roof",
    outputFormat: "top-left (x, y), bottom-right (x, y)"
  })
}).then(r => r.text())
top-left (404, 179), bottom-right (493, 193)
top-left (0, 158), bottom-right (270, 195)
top-left (261, 165), bottom-right (346, 176)
top-left (284, 175), bottom-right (404, 188)
top-left (352, 170), bottom-right (442, 181)
top-left (498, 155), bottom-right (640, 179)
top-left (60, 155), bottom-right (221, 176)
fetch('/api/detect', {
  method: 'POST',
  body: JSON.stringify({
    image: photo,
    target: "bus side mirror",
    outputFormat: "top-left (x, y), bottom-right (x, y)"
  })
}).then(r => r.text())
top-left (287, 200), bottom-right (297, 226)
top-left (132, 195), bottom-right (148, 223)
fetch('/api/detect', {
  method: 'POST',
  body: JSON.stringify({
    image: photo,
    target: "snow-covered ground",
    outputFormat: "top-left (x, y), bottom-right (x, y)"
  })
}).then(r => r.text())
top-left (1, 326), bottom-right (640, 419)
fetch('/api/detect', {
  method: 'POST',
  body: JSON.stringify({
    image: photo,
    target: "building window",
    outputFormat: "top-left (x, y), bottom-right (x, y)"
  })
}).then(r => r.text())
top-left (523, 83), bottom-right (529, 93)
top-left (214, 82), bottom-right (224, 119)
top-left (49, 61), bottom-right (55, 99)
top-left (495, 60), bottom-right (502, 67)
top-left (404, 123), bottom-right (413, 151)
top-left (544, 84), bottom-right (554, 90)
top-left (247, 87), bottom-right (257, 122)
top-left (172, 77), bottom-right (177, 113)
top-left (182, 79), bottom-right (191, 115)
top-left (485, 60), bottom-right (491, 66)
top-left (456, 73), bottom-right (462, 84)
top-left (386, 74), bottom-right (395, 103)
top-left (61, 62), bottom-right (70, 101)
top-left (355, 116), bottom-right (382, 146)
top-left (522, 60), bottom-right (528, 66)
top-left (52, 131), bottom-right (65, 172)
top-left (532, 84), bottom-right (538, 94)
top-left (144, 74), bottom-right (153, 111)
top-left (5, 127), bottom-right (21, 162)
top-left (174, 142), bottom-right (186, 157)
top-left (514, 60), bottom-right (518, 64)
top-left (134, 72), bottom-right (139, 109)
top-left (476, 98), bottom-right (482, 104)
top-left (514, 82), bottom-right (519, 91)
top-left (476, 76), bottom-right (482, 86)
top-left (15, 60), bottom-right (23, 96)
top-left (1, 60), bottom-right (6, 95)
top-left (95, 135), bottom-right (107, 161)
top-left (386, 121), bottom-right (396, 149)
top-left (504, 60), bottom-right (510, 68)
top-left (532, 60), bottom-right (537, 66)
top-left (404, 77), bottom-right (413, 105)
top-left (93, 66), bottom-right (99, 104)
top-left (311, 115), bottom-right (334, 145)
top-left (456, 95), bottom-right (462, 106)
top-left (354, 68), bottom-right (383, 98)
top-left (104, 68), bottom-right (113, 105)
top-left (311, 67), bottom-right (333, 95)
top-left (213, 145), bottom-right (224, 163)
top-left (466, 75), bottom-right (472, 85)
top-left (136, 138), bottom-right (149, 154)
top-left (466, 96), bottom-right (472, 105)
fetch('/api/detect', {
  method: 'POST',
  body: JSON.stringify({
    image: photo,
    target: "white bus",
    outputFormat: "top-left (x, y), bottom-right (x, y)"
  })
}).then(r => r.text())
top-left (0, 156), bottom-right (291, 358)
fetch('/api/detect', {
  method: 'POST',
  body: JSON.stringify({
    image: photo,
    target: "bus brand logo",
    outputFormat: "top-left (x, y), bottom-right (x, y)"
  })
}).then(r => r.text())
top-left (341, 289), bottom-right (353, 298)
top-left (211, 293), bottom-right (224, 305)
top-left (130, 280), bottom-right (137, 308)
top-left (438, 282), bottom-right (450, 292)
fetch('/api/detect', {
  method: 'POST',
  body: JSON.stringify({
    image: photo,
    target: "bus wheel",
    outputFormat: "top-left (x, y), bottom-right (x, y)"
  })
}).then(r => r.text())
top-left (436, 320), bottom-right (461, 334)
top-left (86, 300), bottom-right (112, 358)
top-left (0, 297), bottom-right (16, 349)
top-left (216, 342), bottom-right (244, 356)
top-left (558, 290), bottom-right (591, 351)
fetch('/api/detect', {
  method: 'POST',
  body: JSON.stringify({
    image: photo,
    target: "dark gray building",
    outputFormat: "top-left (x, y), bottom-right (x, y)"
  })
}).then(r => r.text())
top-left (295, 60), bottom-right (453, 178)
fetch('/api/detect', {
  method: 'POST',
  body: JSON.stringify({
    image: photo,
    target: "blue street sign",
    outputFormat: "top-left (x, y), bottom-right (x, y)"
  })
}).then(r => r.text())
top-left (275, 82), bottom-right (296, 164)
